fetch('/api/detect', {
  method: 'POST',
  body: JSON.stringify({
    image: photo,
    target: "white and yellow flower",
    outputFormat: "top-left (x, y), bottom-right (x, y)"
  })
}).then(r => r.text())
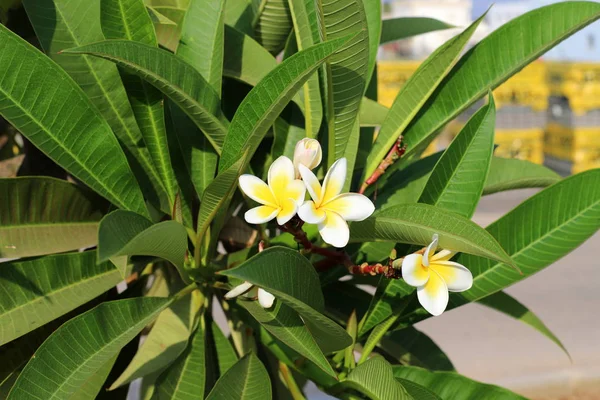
top-left (298, 158), bottom-right (375, 248)
top-left (402, 234), bottom-right (473, 316)
top-left (239, 156), bottom-right (306, 225)
top-left (224, 281), bottom-right (275, 308)
top-left (293, 138), bottom-right (322, 177)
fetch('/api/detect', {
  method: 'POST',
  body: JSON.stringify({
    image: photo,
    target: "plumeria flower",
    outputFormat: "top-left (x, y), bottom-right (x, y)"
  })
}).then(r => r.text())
top-left (298, 158), bottom-right (375, 248)
top-left (224, 281), bottom-right (275, 308)
top-left (293, 138), bottom-right (322, 178)
top-left (402, 234), bottom-right (473, 316)
top-left (239, 156), bottom-right (306, 225)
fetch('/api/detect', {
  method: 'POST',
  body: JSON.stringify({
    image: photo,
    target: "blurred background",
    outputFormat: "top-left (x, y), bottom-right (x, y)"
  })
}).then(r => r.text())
top-left (376, 1), bottom-right (600, 399)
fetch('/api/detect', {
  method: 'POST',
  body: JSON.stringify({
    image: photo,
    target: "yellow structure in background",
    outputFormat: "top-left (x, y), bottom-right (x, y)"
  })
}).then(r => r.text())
top-left (545, 62), bottom-right (600, 174)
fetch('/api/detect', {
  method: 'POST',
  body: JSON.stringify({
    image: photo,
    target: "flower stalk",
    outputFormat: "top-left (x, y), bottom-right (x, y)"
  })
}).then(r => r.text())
top-left (359, 135), bottom-right (407, 195)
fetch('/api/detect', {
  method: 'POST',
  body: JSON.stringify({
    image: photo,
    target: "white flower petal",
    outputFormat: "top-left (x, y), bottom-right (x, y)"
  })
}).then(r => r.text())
top-left (276, 198), bottom-right (298, 225)
top-left (268, 156), bottom-right (295, 197)
top-left (417, 269), bottom-right (449, 316)
top-left (321, 158), bottom-right (347, 204)
top-left (298, 201), bottom-right (326, 224)
top-left (323, 193), bottom-right (375, 221)
top-left (258, 288), bottom-right (275, 308)
top-left (431, 249), bottom-right (456, 263)
top-left (225, 281), bottom-right (254, 299)
top-left (293, 138), bottom-right (322, 174)
top-left (245, 206), bottom-right (279, 224)
top-left (239, 175), bottom-right (277, 207)
top-left (285, 179), bottom-right (306, 205)
top-left (402, 254), bottom-right (430, 287)
top-left (423, 234), bottom-right (439, 267)
top-left (318, 211), bottom-right (349, 248)
top-left (430, 261), bottom-right (473, 292)
top-left (299, 164), bottom-right (322, 203)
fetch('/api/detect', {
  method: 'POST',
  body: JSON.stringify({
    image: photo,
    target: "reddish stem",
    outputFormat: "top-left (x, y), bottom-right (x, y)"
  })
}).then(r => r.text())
top-left (359, 136), bottom-right (407, 194)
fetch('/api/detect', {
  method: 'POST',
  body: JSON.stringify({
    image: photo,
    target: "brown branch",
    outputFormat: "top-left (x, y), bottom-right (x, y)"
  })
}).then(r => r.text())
top-left (359, 135), bottom-right (407, 194)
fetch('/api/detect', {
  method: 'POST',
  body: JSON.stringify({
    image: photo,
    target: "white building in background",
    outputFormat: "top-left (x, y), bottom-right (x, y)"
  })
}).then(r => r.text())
top-left (380, 0), bottom-right (487, 60)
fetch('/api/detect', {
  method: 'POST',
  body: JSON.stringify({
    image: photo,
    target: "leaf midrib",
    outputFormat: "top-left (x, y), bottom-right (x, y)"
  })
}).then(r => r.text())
top-left (470, 198), bottom-right (600, 290)
top-left (66, 48), bottom-right (226, 154)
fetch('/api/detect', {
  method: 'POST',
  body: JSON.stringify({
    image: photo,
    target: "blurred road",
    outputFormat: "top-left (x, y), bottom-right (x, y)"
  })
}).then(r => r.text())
top-left (416, 189), bottom-right (600, 399)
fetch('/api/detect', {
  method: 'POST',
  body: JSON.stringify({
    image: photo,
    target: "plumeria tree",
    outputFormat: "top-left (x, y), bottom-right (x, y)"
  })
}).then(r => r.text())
top-left (0, 0), bottom-right (599, 399)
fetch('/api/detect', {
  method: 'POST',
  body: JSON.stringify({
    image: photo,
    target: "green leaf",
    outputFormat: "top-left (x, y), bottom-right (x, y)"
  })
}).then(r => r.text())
top-left (0, 177), bottom-right (104, 258)
top-left (320, 0), bottom-right (369, 165)
top-left (363, 14), bottom-right (484, 184)
top-left (221, 247), bottom-right (352, 353)
top-left (110, 292), bottom-right (200, 389)
top-left (153, 311), bottom-right (208, 399)
top-left (419, 94), bottom-right (496, 218)
top-left (150, 6), bottom-right (187, 51)
top-left (62, 40), bottom-right (228, 153)
top-left (7, 297), bottom-right (171, 400)
top-left (0, 251), bottom-right (121, 346)
top-left (147, 5), bottom-right (178, 25)
top-left (392, 366), bottom-right (526, 400)
top-left (210, 320), bottom-right (238, 374)
top-left (254, 0), bottom-right (292, 55)
top-left (478, 291), bottom-right (569, 359)
top-left (359, 98), bottom-right (388, 127)
top-left (98, 210), bottom-right (188, 278)
top-left (288, 0), bottom-right (323, 137)
top-left (395, 378), bottom-right (441, 400)
top-left (23, 0), bottom-right (167, 211)
top-left (450, 169), bottom-right (600, 305)
top-left (102, 0), bottom-right (178, 208)
top-left (240, 300), bottom-right (336, 377)
top-left (350, 203), bottom-right (515, 267)
top-left (218, 35), bottom-right (352, 172)
top-left (223, 0), bottom-right (255, 35)
top-left (205, 353), bottom-right (271, 400)
top-left (178, 0), bottom-right (224, 96)
top-left (379, 327), bottom-right (454, 372)
top-left (0, 25), bottom-right (147, 216)
top-left (380, 17), bottom-right (454, 44)
top-left (340, 356), bottom-right (410, 400)
top-left (70, 356), bottom-right (118, 400)
top-left (398, 2), bottom-right (600, 166)
top-left (483, 157), bottom-right (561, 195)
top-left (363, 0), bottom-right (381, 87)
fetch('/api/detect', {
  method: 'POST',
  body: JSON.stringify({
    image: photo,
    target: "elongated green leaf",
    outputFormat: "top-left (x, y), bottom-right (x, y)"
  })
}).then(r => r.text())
top-left (23, 0), bottom-right (167, 211)
top-left (110, 292), bottom-right (199, 388)
top-left (179, 0), bottom-right (224, 95)
top-left (363, 0), bottom-right (381, 87)
top-left (147, 5), bottom-right (178, 25)
top-left (320, 0), bottom-right (369, 165)
top-left (150, 5), bottom-right (187, 51)
top-left (70, 356), bottom-right (117, 400)
top-left (452, 169), bottom-right (600, 305)
top-left (254, 0), bottom-right (292, 55)
top-left (483, 157), bottom-right (560, 195)
top-left (396, 378), bottom-right (441, 400)
top-left (398, 2), bottom-right (600, 166)
top-left (0, 251), bottom-right (121, 346)
top-left (0, 177), bottom-right (104, 258)
top-left (288, 0), bottom-right (322, 137)
top-left (379, 327), bottom-right (454, 372)
top-left (205, 353), bottom-right (271, 400)
top-left (340, 356), bottom-right (410, 400)
top-left (0, 25), bottom-right (147, 216)
top-left (350, 203), bottom-right (514, 267)
top-left (7, 297), bottom-right (170, 400)
top-left (98, 210), bottom-right (187, 277)
top-left (153, 308), bottom-right (207, 399)
top-left (221, 247), bottom-right (352, 353)
top-left (359, 98), bottom-right (388, 127)
top-left (210, 321), bottom-right (238, 374)
top-left (240, 300), bottom-right (336, 377)
top-left (62, 40), bottom-right (228, 152)
top-left (419, 95), bottom-right (495, 218)
top-left (102, 0), bottom-right (178, 208)
top-left (478, 291), bottom-right (569, 358)
top-left (392, 366), bottom-right (526, 400)
top-left (380, 17), bottom-right (454, 44)
top-left (218, 35), bottom-right (352, 172)
top-left (223, 0), bottom-right (255, 35)
top-left (363, 14), bottom-right (484, 184)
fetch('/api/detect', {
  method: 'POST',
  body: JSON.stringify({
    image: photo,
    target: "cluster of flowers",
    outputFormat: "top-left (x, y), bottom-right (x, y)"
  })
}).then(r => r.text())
top-left (226, 139), bottom-right (473, 316)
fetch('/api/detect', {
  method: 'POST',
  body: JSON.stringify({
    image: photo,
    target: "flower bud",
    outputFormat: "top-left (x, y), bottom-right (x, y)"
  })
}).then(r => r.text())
top-left (293, 138), bottom-right (322, 176)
